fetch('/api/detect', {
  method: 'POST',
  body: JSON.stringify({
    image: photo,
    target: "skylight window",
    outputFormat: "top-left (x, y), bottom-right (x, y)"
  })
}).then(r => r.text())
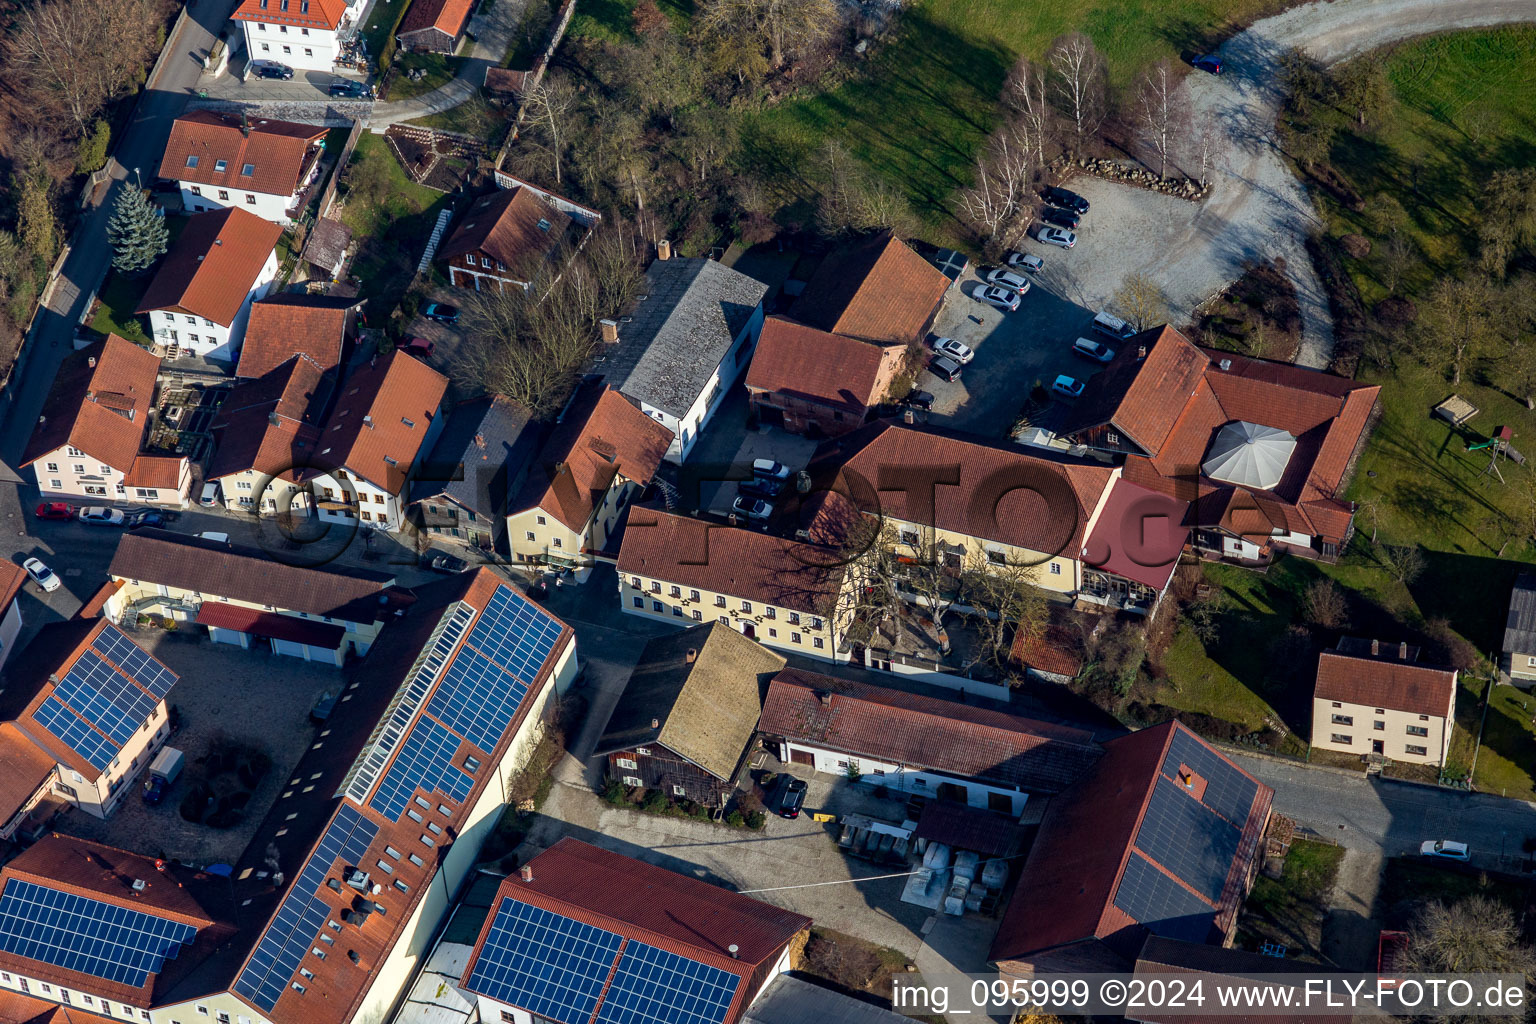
top-left (537, 218), bottom-right (551, 231)
top-left (241, 163), bottom-right (255, 176)
top-left (186, 156), bottom-right (199, 168)
top-left (214, 159), bottom-right (228, 173)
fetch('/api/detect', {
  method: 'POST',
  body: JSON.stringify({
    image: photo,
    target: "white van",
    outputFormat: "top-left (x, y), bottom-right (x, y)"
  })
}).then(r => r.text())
top-left (1092, 311), bottom-right (1136, 341)
top-left (199, 481), bottom-right (221, 507)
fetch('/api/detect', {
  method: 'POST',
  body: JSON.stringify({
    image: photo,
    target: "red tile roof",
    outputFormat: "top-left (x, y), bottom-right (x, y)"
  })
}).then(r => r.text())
top-left (0, 561), bottom-right (28, 621)
top-left (509, 382), bottom-right (671, 533)
top-left (158, 111), bottom-right (325, 198)
top-left (1009, 615), bottom-right (1086, 679)
top-left (745, 317), bottom-right (887, 415)
top-left (0, 987), bottom-right (88, 1023)
top-left (1314, 649), bottom-right (1456, 717)
top-left (618, 507), bottom-right (846, 615)
top-left (462, 838), bottom-right (810, 1024)
top-left (791, 232), bottom-right (951, 345)
top-left (317, 350), bottom-right (447, 492)
top-left (231, 0), bottom-right (348, 30)
top-left (816, 422), bottom-right (1115, 556)
top-left (1060, 326), bottom-right (1210, 456)
top-left (990, 722), bottom-right (1272, 965)
top-left (208, 354), bottom-right (329, 483)
top-left (1081, 478), bottom-right (1189, 592)
top-left (136, 207), bottom-right (283, 326)
top-left (761, 668), bottom-right (1102, 792)
top-left (0, 723), bottom-right (59, 829)
top-left (194, 603), bottom-right (347, 648)
top-left (437, 187), bottom-right (573, 278)
top-left (236, 294), bottom-right (351, 378)
top-left (398, 0), bottom-right (474, 39)
top-left (123, 455), bottom-right (186, 490)
top-left (21, 334), bottom-right (158, 471)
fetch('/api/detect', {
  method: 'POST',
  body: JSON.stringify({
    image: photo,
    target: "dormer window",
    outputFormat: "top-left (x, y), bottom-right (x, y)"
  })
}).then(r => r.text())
top-left (401, 417), bottom-right (414, 428)
top-left (185, 155), bottom-right (198, 168)
top-left (214, 159), bottom-right (227, 173)
top-left (241, 163), bottom-right (255, 176)
top-left (384, 456), bottom-right (398, 467)
top-left (279, 0), bottom-right (288, 9)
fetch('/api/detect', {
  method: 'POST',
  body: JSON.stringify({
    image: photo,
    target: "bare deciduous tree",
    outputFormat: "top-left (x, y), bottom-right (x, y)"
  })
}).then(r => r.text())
top-left (1376, 228), bottom-right (1414, 295)
top-left (6, 0), bottom-right (159, 131)
top-left (520, 76), bottom-right (580, 185)
top-left (697, 0), bottom-right (835, 70)
top-left (959, 552), bottom-right (1047, 671)
top-left (1300, 578), bottom-right (1348, 629)
top-left (1047, 32), bottom-right (1107, 156)
top-left (1111, 271), bottom-right (1168, 332)
top-left (1404, 896), bottom-right (1536, 1024)
top-left (1379, 543), bottom-right (1425, 586)
top-left (1136, 60), bottom-right (1182, 179)
top-left (817, 140), bottom-right (914, 237)
top-left (955, 131), bottom-right (1032, 251)
top-left (1415, 275), bottom-right (1495, 384)
top-left (1193, 109), bottom-right (1223, 184)
top-left (1003, 57), bottom-right (1053, 167)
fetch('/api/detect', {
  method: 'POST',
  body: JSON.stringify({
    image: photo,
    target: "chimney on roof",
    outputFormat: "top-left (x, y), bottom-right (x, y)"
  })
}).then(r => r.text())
top-left (903, 409), bottom-right (915, 425)
top-left (685, 648), bottom-right (697, 664)
top-left (215, 238), bottom-right (223, 246)
top-left (519, 864), bottom-right (534, 883)
top-left (599, 318), bottom-right (619, 343)
top-left (473, 433), bottom-right (486, 449)
top-left (1371, 639), bottom-right (1380, 656)
top-left (657, 239), bottom-right (672, 261)
top-left (1399, 641), bottom-right (1409, 660)
top-left (241, 109), bottom-right (250, 136)
top-left (728, 944), bottom-right (739, 959)
top-left (1137, 346), bottom-right (1147, 360)
top-left (650, 717), bottom-right (660, 729)
top-left (363, 415), bottom-right (374, 428)
top-left (1218, 358), bottom-right (1232, 371)
top-left (817, 691), bottom-right (832, 707)
top-left (87, 356), bottom-right (97, 368)
top-left (131, 879), bottom-right (147, 893)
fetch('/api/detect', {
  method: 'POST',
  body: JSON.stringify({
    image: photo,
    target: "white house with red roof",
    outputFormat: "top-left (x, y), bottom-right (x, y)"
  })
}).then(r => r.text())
top-left (159, 111), bottom-right (328, 224)
top-left (232, 0), bottom-right (354, 73)
top-left (460, 837), bottom-right (811, 1024)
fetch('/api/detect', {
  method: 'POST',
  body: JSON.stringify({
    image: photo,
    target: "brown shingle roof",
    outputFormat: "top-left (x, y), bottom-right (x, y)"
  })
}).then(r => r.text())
top-left (436, 187), bottom-right (572, 277)
top-left (618, 508), bottom-right (847, 615)
top-left (816, 422), bottom-right (1115, 556)
top-left (1010, 614), bottom-right (1086, 679)
top-left (462, 838), bottom-right (811, 1020)
top-left (208, 355), bottom-right (328, 482)
top-left (236, 294), bottom-right (351, 378)
top-left (745, 316), bottom-right (887, 415)
top-left (0, 723), bottom-right (58, 827)
top-left (762, 668), bottom-right (1103, 792)
top-left (398, 0), bottom-right (474, 38)
top-left (231, 0), bottom-right (348, 30)
top-left (510, 382), bottom-right (671, 532)
top-left (123, 455), bottom-right (186, 490)
top-left (317, 349), bottom-right (447, 492)
top-left (790, 232), bottom-right (950, 345)
top-left (1314, 649), bottom-right (1456, 717)
top-left (158, 111), bottom-right (325, 198)
top-left (595, 624), bottom-right (786, 781)
top-left (107, 528), bottom-right (394, 621)
top-left (22, 334), bottom-right (158, 470)
top-left (136, 207), bottom-right (282, 326)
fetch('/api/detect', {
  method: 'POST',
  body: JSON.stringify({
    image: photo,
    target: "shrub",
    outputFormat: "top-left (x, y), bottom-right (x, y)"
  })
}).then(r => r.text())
top-left (602, 779), bottom-right (627, 804)
top-left (1375, 296), bottom-right (1417, 328)
top-left (641, 789), bottom-right (667, 812)
top-left (726, 810), bottom-right (746, 827)
top-left (745, 810), bottom-right (765, 829)
top-left (76, 120), bottom-right (110, 175)
top-left (1340, 234), bottom-right (1372, 259)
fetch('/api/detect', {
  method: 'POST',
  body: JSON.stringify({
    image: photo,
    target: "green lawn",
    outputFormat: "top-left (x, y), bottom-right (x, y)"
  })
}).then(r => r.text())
top-left (339, 133), bottom-right (453, 304)
top-left (389, 53), bottom-right (463, 100)
top-left (404, 96), bottom-right (509, 139)
top-left (1467, 678), bottom-right (1536, 801)
top-left (742, 0), bottom-right (1286, 231)
top-left (1237, 839), bottom-right (1344, 962)
top-left (90, 271), bottom-right (152, 343)
top-left (360, 0), bottom-right (411, 64)
top-left (1379, 857), bottom-right (1529, 924)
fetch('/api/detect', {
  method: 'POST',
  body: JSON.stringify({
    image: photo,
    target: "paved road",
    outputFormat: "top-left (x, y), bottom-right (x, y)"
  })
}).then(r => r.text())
top-left (1177, 0), bottom-right (1536, 367)
top-left (1232, 751), bottom-right (1536, 867)
top-left (369, 0), bottom-right (526, 130)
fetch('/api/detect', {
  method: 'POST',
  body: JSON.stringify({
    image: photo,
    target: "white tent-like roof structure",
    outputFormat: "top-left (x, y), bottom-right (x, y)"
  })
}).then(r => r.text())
top-left (1202, 421), bottom-right (1296, 490)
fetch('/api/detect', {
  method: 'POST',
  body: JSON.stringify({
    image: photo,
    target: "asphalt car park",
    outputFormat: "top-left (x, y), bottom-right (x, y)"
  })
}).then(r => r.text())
top-left (200, 55), bottom-right (374, 104)
top-left (923, 263), bottom-right (1120, 437)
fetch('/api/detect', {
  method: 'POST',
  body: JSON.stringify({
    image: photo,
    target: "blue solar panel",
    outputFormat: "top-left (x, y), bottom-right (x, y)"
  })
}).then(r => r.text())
top-left (0, 879), bottom-right (198, 987)
top-left (596, 940), bottom-right (741, 1024)
top-left (1112, 852), bottom-right (1216, 944)
top-left (54, 651), bottom-right (157, 745)
top-left (92, 625), bottom-right (178, 699)
top-left (465, 899), bottom-right (623, 1024)
top-left (368, 717), bottom-right (474, 821)
top-left (1163, 729), bottom-right (1258, 827)
top-left (1134, 777), bottom-right (1241, 902)
top-left (425, 587), bottom-right (561, 752)
top-left (33, 696), bottom-right (118, 771)
top-left (234, 804), bottom-right (378, 1012)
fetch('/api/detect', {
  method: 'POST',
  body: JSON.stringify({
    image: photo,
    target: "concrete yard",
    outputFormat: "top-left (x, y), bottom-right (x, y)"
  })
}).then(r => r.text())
top-left (56, 629), bottom-right (342, 866)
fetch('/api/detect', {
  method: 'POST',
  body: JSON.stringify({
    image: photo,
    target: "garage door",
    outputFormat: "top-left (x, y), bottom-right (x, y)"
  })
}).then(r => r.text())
top-left (789, 748), bottom-right (814, 766)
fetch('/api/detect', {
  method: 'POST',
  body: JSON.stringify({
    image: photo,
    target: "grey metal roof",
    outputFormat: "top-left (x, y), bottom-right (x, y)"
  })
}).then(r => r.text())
top-left (409, 395), bottom-right (540, 520)
top-left (601, 257), bottom-right (768, 418)
top-left (742, 975), bottom-right (911, 1024)
top-left (1505, 573), bottom-right (1536, 654)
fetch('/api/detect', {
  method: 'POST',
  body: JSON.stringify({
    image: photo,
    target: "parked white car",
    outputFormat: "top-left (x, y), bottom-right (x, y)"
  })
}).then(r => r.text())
top-left (983, 267), bottom-right (1031, 294)
top-left (1420, 840), bottom-right (1469, 861)
top-left (76, 506), bottom-right (126, 526)
top-left (732, 496), bottom-right (773, 521)
top-left (1005, 252), bottom-right (1044, 273)
top-left (1038, 226), bottom-right (1076, 249)
top-left (1051, 374), bottom-right (1085, 400)
top-left (973, 286), bottom-right (1021, 312)
top-left (22, 557), bottom-right (61, 593)
top-left (751, 458), bottom-right (791, 481)
top-left (929, 337), bottom-right (975, 364)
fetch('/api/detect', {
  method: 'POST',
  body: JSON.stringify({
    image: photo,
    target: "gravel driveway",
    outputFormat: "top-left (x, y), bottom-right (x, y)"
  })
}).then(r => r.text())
top-left (1081, 0), bottom-right (1536, 370)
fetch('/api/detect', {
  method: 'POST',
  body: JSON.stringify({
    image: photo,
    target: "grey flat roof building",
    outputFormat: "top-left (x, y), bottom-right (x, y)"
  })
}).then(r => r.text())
top-left (602, 256), bottom-right (768, 419)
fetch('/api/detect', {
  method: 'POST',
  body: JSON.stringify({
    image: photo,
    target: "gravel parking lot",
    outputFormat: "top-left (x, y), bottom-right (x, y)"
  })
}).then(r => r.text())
top-left (922, 260), bottom-right (1118, 438)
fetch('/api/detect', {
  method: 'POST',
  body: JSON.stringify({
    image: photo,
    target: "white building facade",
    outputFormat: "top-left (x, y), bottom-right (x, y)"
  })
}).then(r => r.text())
top-left (145, 249), bottom-right (278, 363)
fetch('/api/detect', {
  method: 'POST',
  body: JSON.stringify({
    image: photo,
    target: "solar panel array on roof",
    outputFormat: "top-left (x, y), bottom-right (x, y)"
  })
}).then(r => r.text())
top-left (234, 804), bottom-right (378, 1012)
top-left (1112, 852), bottom-right (1215, 944)
top-left (1163, 729), bottom-right (1257, 827)
top-left (0, 879), bottom-right (198, 987)
top-left (1134, 777), bottom-right (1241, 902)
top-left (595, 939), bottom-right (741, 1024)
top-left (29, 625), bottom-right (179, 772)
top-left (366, 587), bottom-right (562, 823)
top-left (465, 899), bottom-right (623, 1024)
top-left (425, 587), bottom-right (563, 751)
top-left (368, 716), bottom-right (474, 820)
